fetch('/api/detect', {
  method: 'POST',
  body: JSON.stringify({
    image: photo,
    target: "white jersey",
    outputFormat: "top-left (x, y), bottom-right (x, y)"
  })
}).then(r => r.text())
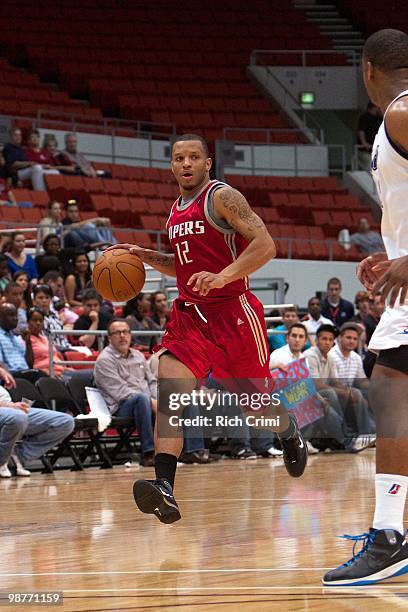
top-left (369, 89), bottom-right (408, 351)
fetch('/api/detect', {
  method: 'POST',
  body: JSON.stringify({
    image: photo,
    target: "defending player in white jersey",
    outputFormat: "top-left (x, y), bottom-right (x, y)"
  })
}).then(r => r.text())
top-left (323, 29), bottom-right (408, 587)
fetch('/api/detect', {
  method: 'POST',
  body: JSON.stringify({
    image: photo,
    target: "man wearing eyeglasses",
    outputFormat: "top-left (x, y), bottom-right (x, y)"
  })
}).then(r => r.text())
top-left (94, 318), bottom-right (155, 466)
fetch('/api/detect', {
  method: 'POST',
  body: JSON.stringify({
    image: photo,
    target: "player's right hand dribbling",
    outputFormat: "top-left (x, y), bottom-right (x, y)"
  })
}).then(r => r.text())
top-left (357, 251), bottom-right (388, 290)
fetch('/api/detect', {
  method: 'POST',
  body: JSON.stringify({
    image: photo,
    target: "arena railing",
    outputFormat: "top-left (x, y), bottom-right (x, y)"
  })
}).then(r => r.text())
top-left (220, 131), bottom-right (346, 177)
top-left (32, 109), bottom-right (177, 140)
top-left (250, 49), bottom-right (359, 68)
top-left (46, 303), bottom-right (298, 377)
top-left (0, 221), bottom-right (356, 262)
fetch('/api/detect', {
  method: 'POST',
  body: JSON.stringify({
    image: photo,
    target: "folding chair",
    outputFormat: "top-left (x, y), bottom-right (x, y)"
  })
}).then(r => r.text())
top-left (36, 377), bottom-right (112, 470)
top-left (67, 375), bottom-right (138, 463)
top-left (9, 378), bottom-right (43, 406)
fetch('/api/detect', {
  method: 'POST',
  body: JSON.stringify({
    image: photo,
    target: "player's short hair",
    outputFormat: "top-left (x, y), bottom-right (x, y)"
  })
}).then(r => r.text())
top-left (316, 324), bottom-right (338, 338)
top-left (288, 322), bottom-right (307, 336)
top-left (327, 277), bottom-right (341, 288)
top-left (363, 29), bottom-right (408, 71)
top-left (171, 134), bottom-right (209, 157)
top-left (308, 296), bottom-right (321, 307)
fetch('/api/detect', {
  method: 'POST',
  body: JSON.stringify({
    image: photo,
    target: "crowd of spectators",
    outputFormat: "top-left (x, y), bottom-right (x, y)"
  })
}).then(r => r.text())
top-left (1, 128), bottom-right (110, 192)
top-left (0, 256), bottom-right (385, 476)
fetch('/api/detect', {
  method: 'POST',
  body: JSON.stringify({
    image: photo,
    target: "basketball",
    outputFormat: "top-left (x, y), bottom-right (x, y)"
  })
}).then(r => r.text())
top-left (92, 248), bottom-right (146, 301)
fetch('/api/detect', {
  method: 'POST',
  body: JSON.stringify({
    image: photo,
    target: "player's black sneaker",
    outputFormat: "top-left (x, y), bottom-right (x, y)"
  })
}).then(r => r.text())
top-left (322, 528), bottom-right (408, 586)
top-left (279, 413), bottom-right (308, 477)
top-left (133, 479), bottom-right (181, 524)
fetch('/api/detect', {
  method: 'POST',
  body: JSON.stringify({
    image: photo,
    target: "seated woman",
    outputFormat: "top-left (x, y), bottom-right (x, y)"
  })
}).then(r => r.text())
top-left (35, 234), bottom-right (63, 280)
top-left (42, 135), bottom-right (76, 175)
top-left (0, 254), bottom-right (11, 294)
top-left (13, 270), bottom-right (33, 310)
top-left (64, 251), bottom-right (92, 308)
top-left (32, 283), bottom-right (72, 353)
top-left (25, 308), bottom-right (73, 380)
top-left (5, 232), bottom-right (38, 281)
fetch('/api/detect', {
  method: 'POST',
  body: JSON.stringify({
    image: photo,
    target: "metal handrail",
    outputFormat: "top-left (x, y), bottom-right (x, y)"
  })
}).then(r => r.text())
top-left (222, 126), bottom-right (320, 142)
top-left (250, 49), bottom-right (359, 67)
top-left (35, 108), bottom-right (177, 139)
top-left (249, 50), bottom-right (328, 144)
top-left (0, 220), bottom-right (358, 261)
top-left (220, 139), bottom-right (346, 176)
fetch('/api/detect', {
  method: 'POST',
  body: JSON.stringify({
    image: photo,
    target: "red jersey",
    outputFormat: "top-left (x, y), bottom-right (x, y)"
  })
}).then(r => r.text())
top-left (167, 180), bottom-right (249, 303)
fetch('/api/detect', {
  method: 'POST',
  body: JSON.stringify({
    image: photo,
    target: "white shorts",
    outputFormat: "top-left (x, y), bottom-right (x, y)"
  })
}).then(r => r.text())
top-left (368, 304), bottom-right (408, 351)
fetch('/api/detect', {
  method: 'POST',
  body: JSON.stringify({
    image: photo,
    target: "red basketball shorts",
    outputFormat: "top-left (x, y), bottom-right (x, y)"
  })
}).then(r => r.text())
top-left (160, 291), bottom-right (271, 380)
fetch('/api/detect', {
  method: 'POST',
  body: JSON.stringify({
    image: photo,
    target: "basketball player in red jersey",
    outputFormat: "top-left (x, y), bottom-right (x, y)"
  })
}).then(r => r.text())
top-left (109, 134), bottom-right (307, 523)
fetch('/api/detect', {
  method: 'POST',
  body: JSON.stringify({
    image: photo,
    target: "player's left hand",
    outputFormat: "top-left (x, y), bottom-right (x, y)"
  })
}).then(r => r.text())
top-left (372, 254), bottom-right (408, 307)
top-left (187, 271), bottom-right (227, 296)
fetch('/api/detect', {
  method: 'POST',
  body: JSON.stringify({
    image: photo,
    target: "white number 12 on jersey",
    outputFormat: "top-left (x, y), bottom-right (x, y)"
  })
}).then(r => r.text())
top-left (175, 240), bottom-right (193, 265)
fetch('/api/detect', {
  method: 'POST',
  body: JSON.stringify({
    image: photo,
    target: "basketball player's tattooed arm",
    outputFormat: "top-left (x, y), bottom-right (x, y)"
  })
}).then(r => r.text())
top-left (104, 243), bottom-right (177, 276)
top-left (188, 187), bottom-right (276, 296)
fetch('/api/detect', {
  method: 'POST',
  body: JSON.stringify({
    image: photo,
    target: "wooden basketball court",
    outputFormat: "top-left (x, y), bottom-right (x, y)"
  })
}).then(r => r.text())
top-left (1, 452), bottom-right (407, 611)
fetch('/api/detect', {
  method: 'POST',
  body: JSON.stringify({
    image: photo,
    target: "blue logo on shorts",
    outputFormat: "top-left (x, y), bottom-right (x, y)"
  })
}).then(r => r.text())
top-left (398, 327), bottom-right (408, 335)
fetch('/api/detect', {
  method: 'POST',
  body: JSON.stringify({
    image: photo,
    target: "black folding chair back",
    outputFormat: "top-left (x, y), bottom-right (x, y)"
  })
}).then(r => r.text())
top-left (9, 378), bottom-right (43, 405)
top-left (35, 377), bottom-right (112, 472)
top-left (36, 377), bottom-right (80, 415)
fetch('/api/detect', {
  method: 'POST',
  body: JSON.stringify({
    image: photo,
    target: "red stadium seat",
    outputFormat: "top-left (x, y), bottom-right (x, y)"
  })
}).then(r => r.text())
top-left (21, 208), bottom-right (42, 223)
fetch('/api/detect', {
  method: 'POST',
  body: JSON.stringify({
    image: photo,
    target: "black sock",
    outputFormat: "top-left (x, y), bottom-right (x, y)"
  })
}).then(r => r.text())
top-left (155, 453), bottom-right (178, 488)
top-left (277, 414), bottom-right (297, 440)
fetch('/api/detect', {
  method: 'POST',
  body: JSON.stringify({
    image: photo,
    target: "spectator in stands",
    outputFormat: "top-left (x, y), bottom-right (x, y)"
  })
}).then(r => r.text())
top-left (302, 297), bottom-right (332, 339)
top-left (304, 324), bottom-right (373, 451)
top-left (269, 323), bottom-right (309, 369)
top-left (5, 232), bottom-right (38, 281)
top-left (24, 307), bottom-right (72, 380)
top-left (13, 271), bottom-right (32, 310)
top-left (268, 306), bottom-right (299, 352)
top-left (32, 284), bottom-right (72, 353)
top-left (0, 377), bottom-right (74, 478)
top-left (330, 323), bottom-right (369, 388)
top-left (0, 303), bottom-right (47, 383)
top-left (0, 254), bottom-right (11, 293)
top-left (42, 271), bottom-right (78, 328)
top-left (39, 201), bottom-right (63, 243)
top-left (350, 218), bottom-right (384, 256)
top-left (364, 292), bottom-right (385, 345)
top-left (357, 102), bottom-right (382, 170)
top-left (2, 127), bottom-right (54, 191)
top-left (269, 322), bottom-right (345, 454)
top-left (330, 322), bottom-right (375, 434)
top-left (24, 129), bottom-right (60, 174)
top-left (74, 288), bottom-right (113, 351)
top-left (64, 251), bottom-right (92, 308)
top-left (94, 318), bottom-right (155, 466)
top-left (42, 135), bottom-right (76, 174)
top-left (2, 281), bottom-right (27, 335)
top-left (150, 291), bottom-right (170, 329)
top-left (62, 133), bottom-right (98, 177)
top-left (35, 235), bottom-right (62, 279)
top-left (124, 293), bottom-right (160, 351)
top-left (321, 277), bottom-right (354, 326)
top-left (62, 201), bottom-right (115, 250)
top-left (0, 154), bottom-right (17, 206)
